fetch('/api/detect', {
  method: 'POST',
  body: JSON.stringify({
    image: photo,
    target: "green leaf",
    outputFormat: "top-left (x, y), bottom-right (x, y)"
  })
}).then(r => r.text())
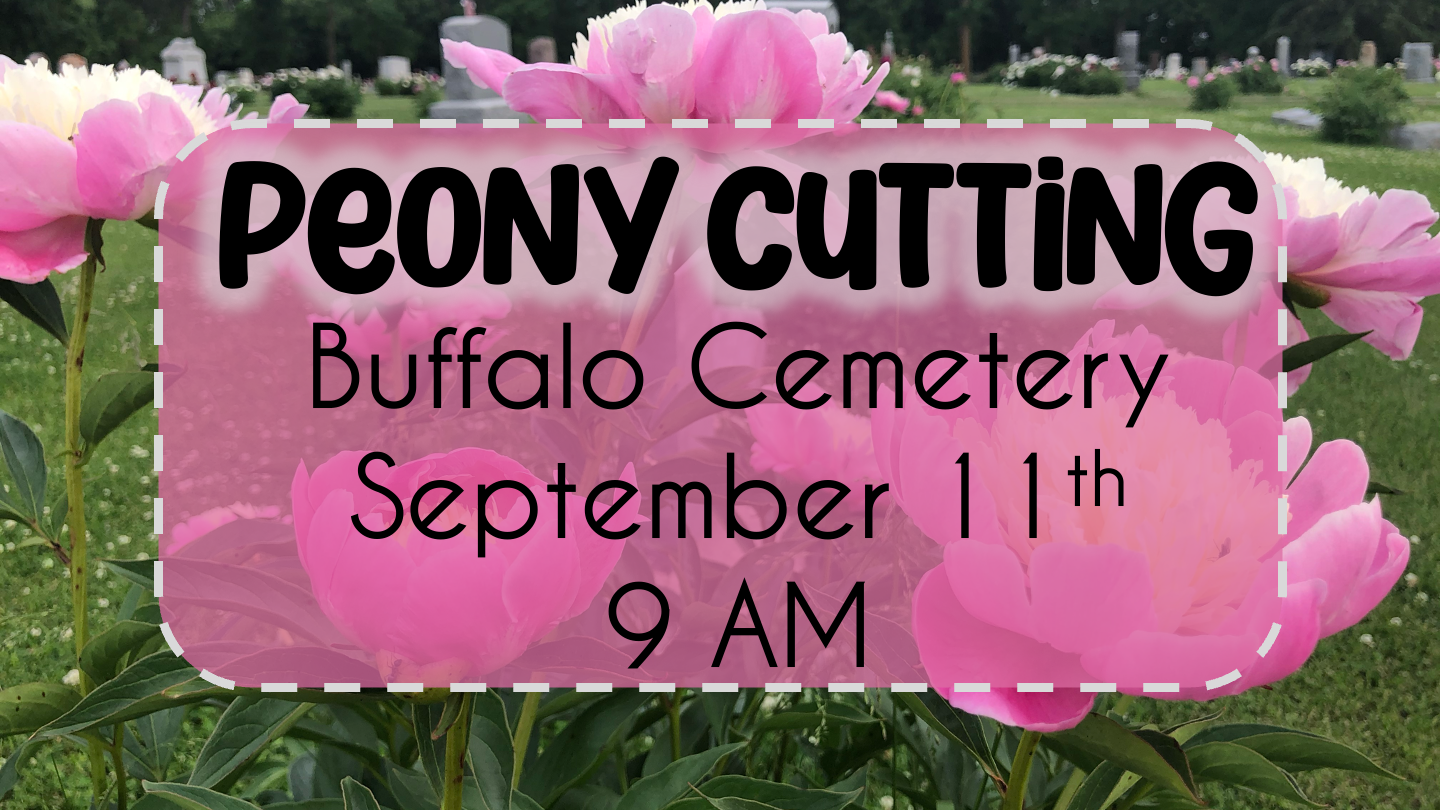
top-left (411, 702), bottom-right (446, 796)
top-left (80, 619), bottom-right (161, 684)
top-left (1282, 330), bottom-right (1370, 372)
top-left (128, 705), bottom-right (187, 783)
top-left (522, 690), bottom-right (650, 804)
top-left (674, 796), bottom-right (778, 810)
top-left (103, 557), bottom-right (157, 590)
top-left (0, 410), bottom-right (46, 520)
top-left (753, 703), bottom-right (878, 733)
top-left (1185, 741), bottom-right (1319, 805)
top-left (1065, 762), bottom-right (1125, 810)
top-left (1185, 724), bottom-right (1398, 778)
top-left (189, 697), bottom-right (314, 789)
top-left (140, 780), bottom-right (261, 809)
top-left (1366, 481), bottom-right (1405, 496)
top-left (0, 277), bottom-right (67, 346)
top-left (0, 489), bottom-right (27, 523)
top-left (0, 683), bottom-right (81, 737)
top-left (467, 690), bottom-right (515, 807)
top-left (667, 774), bottom-right (864, 810)
top-left (80, 370), bottom-right (156, 451)
top-left (615, 742), bottom-right (745, 810)
top-left (1047, 714), bottom-right (1198, 802)
top-left (341, 776), bottom-right (383, 810)
top-left (41, 651), bottom-right (213, 736)
top-left (45, 488), bottom-right (68, 541)
top-left (511, 791), bottom-right (546, 810)
top-left (894, 690), bottom-right (1004, 783)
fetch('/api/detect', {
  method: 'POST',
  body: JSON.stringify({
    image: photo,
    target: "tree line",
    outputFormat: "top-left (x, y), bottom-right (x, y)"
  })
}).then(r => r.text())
top-left (2, 0), bottom-right (1437, 77)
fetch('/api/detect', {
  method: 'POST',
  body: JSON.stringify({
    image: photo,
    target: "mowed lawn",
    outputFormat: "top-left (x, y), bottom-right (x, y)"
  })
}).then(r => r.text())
top-left (2, 81), bottom-right (1438, 807)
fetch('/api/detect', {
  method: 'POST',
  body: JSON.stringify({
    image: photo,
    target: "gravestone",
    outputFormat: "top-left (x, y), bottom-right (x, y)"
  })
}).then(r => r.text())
top-left (1009, 44), bottom-right (1021, 64)
top-left (1403, 42), bottom-right (1434, 82)
top-left (1272, 107), bottom-right (1321, 129)
top-left (429, 14), bottom-right (523, 122)
top-left (1192, 56), bottom-right (1208, 77)
top-left (160, 37), bottom-right (207, 84)
top-left (765, 0), bottom-right (839, 31)
top-left (1117, 31), bottom-right (1141, 91)
top-left (378, 56), bottom-right (411, 81)
top-left (235, 67), bottom-right (255, 86)
top-left (1359, 41), bottom-right (1376, 67)
top-left (1165, 52), bottom-right (1182, 79)
top-left (1277, 36), bottom-right (1291, 76)
top-left (1392, 122), bottom-right (1440, 150)
top-left (1247, 46), bottom-right (1261, 59)
top-left (1149, 52), bottom-right (1160, 72)
top-left (882, 30), bottom-right (895, 62)
top-left (528, 37), bottom-right (557, 63)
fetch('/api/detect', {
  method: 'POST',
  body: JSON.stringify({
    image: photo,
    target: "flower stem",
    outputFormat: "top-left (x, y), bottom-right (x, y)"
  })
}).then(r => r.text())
top-left (1001, 729), bottom-right (1044, 810)
top-left (440, 692), bottom-right (475, 810)
top-left (66, 218), bottom-right (104, 801)
top-left (511, 690), bottom-right (542, 790)
top-left (112, 724), bottom-right (128, 810)
top-left (668, 688), bottom-right (684, 761)
top-left (1052, 765), bottom-right (1086, 810)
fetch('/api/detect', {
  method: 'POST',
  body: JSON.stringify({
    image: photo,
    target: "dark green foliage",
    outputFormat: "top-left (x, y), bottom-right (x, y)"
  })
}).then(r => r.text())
top-left (1316, 67), bottom-right (1411, 144)
top-left (1189, 74), bottom-right (1238, 110)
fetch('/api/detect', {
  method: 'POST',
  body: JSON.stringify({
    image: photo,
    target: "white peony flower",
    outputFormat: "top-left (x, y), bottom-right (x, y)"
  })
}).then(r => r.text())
top-left (1264, 152), bottom-right (1372, 218)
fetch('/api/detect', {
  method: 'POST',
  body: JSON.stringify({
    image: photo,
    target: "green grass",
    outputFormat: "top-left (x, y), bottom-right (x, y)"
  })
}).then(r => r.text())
top-left (2, 83), bottom-right (1439, 807)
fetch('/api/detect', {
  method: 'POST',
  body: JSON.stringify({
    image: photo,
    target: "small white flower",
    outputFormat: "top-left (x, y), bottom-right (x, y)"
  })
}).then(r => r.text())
top-left (879, 797), bottom-right (895, 810)
top-left (29, 628), bottom-right (41, 637)
top-left (1359, 633), bottom-right (1374, 646)
top-left (63, 669), bottom-right (80, 686)
top-left (1406, 573), bottom-right (1420, 587)
top-left (41, 557), bottom-right (54, 569)
top-left (61, 627), bottom-right (73, 640)
top-left (118, 535), bottom-right (131, 545)
top-left (97, 598), bottom-right (110, 608)
top-left (1411, 535), bottom-right (1422, 545)
top-left (20, 586), bottom-right (29, 595)
top-left (1389, 617), bottom-right (1402, 627)
top-left (1417, 592), bottom-right (1429, 604)
top-left (129, 445), bottom-right (150, 458)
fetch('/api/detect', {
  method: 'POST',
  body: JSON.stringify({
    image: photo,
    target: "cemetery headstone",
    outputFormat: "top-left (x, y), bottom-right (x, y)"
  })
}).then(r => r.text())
top-left (1403, 42), bottom-right (1435, 82)
top-left (160, 37), bottom-right (207, 84)
top-left (429, 14), bottom-right (523, 122)
top-left (378, 56), bottom-right (411, 81)
top-left (1165, 52), bottom-right (1182, 79)
top-left (1009, 44), bottom-right (1021, 64)
top-left (1117, 31), bottom-right (1141, 91)
top-left (236, 67), bottom-right (255, 86)
top-left (882, 30), bottom-right (895, 62)
top-left (1277, 36), bottom-right (1291, 76)
top-left (1149, 51), bottom-right (1160, 72)
top-left (1272, 108), bottom-right (1322, 129)
top-left (1191, 56), bottom-right (1208, 77)
top-left (528, 37), bottom-right (557, 63)
top-left (1247, 46), bottom-right (1261, 59)
top-left (1392, 121), bottom-right (1440, 150)
top-left (341, 59), bottom-right (352, 79)
top-left (1359, 41), bottom-right (1376, 67)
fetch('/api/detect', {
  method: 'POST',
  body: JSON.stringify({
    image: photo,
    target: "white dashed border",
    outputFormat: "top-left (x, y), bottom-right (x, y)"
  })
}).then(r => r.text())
top-left (165, 117), bottom-right (1286, 697)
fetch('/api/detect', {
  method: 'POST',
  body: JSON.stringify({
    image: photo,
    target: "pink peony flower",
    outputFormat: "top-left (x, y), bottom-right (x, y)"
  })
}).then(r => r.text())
top-left (872, 89), bottom-right (910, 113)
top-left (1187, 76), bottom-right (1200, 88)
top-left (1266, 153), bottom-right (1440, 359)
top-left (441, 1), bottom-right (887, 124)
top-left (0, 57), bottom-right (307, 282)
top-left (950, 71), bottom-right (967, 83)
top-left (1270, 58), bottom-right (1279, 70)
top-left (166, 502), bottom-right (282, 554)
top-left (878, 324), bottom-right (1408, 731)
top-left (1204, 72), bottom-right (1216, 82)
top-left (291, 449), bottom-right (635, 683)
top-left (912, 105), bottom-right (925, 115)
top-left (748, 386), bottom-right (881, 491)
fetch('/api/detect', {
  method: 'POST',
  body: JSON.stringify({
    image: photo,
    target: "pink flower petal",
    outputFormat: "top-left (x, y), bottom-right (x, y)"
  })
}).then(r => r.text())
top-left (1285, 499), bottom-right (1409, 636)
top-left (0, 216), bottom-right (89, 282)
top-left (442, 39), bottom-right (526, 94)
top-left (1320, 287), bottom-right (1425, 360)
top-left (503, 65), bottom-right (638, 122)
top-left (75, 94), bottom-right (196, 220)
top-left (267, 93), bottom-right (309, 124)
top-left (0, 122), bottom-right (84, 231)
top-left (1029, 542), bottom-right (1159, 654)
top-left (1285, 439), bottom-right (1368, 538)
top-left (693, 10), bottom-right (823, 122)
